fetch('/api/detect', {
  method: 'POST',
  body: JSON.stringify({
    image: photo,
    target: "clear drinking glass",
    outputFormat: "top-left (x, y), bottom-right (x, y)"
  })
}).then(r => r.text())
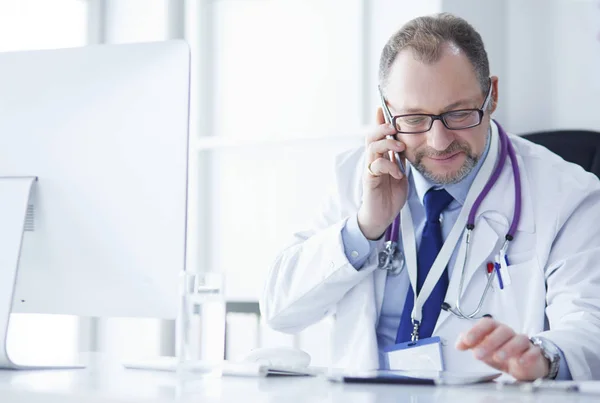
top-left (175, 271), bottom-right (226, 376)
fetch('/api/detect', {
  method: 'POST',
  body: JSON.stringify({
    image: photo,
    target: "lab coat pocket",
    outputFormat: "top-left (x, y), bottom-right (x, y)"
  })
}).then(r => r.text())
top-left (491, 257), bottom-right (543, 331)
top-left (494, 257), bottom-right (536, 290)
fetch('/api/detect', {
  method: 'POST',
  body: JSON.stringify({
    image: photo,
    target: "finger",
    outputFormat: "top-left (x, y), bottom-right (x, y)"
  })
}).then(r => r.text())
top-left (376, 106), bottom-right (385, 125)
top-left (492, 334), bottom-right (530, 363)
top-left (367, 158), bottom-right (404, 180)
top-left (471, 325), bottom-right (515, 360)
top-left (518, 345), bottom-right (542, 367)
top-left (366, 123), bottom-right (397, 145)
top-left (455, 317), bottom-right (498, 350)
top-left (367, 138), bottom-right (405, 161)
top-left (508, 345), bottom-right (548, 381)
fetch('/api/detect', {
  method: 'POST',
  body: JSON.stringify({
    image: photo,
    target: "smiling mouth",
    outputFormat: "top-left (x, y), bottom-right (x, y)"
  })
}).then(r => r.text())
top-left (428, 151), bottom-right (463, 161)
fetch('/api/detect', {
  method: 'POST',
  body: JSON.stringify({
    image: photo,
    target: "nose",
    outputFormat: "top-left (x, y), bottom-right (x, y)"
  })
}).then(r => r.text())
top-left (427, 119), bottom-right (455, 151)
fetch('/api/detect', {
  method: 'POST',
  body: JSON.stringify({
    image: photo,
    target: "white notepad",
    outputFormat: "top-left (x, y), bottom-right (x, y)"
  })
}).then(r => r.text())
top-left (222, 361), bottom-right (323, 377)
top-left (123, 357), bottom-right (323, 377)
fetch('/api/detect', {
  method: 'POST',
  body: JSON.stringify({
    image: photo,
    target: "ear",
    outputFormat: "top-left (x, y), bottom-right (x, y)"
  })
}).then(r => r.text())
top-left (489, 76), bottom-right (499, 114)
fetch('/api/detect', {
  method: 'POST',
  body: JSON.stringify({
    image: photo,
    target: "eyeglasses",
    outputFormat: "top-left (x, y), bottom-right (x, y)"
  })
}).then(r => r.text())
top-left (379, 78), bottom-right (493, 135)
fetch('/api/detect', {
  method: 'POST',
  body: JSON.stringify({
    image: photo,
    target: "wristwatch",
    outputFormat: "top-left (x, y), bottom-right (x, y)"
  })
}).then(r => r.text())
top-left (530, 336), bottom-right (561, 379)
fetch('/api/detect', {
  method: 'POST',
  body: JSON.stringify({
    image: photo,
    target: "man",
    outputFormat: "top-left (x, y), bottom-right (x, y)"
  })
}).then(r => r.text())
top-left (260, 13), bottom-right (600, 380)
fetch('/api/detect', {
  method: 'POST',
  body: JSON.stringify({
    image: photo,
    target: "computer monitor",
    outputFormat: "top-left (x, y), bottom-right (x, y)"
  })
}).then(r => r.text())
top-left (0, 41), bottom-right (190, 368)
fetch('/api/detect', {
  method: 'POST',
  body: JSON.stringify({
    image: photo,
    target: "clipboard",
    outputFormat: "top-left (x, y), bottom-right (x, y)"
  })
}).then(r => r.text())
top-left (327, 370), bottom-right (501, 385)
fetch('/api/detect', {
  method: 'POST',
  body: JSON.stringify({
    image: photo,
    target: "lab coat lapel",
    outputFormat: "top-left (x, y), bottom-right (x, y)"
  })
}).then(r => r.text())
top-left (434, 216), bottom-right (499, 333)
top-left (458, 215), bottom-right (500, 297)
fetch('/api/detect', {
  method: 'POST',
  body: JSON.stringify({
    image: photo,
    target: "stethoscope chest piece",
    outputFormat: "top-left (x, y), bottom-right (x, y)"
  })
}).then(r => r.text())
top-left (377, 241), bottom-right (405, 276)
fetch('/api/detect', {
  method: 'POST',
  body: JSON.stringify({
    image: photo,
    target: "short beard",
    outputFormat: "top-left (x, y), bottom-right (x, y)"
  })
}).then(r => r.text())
top-left (412, 141), bottom-right (479, 185)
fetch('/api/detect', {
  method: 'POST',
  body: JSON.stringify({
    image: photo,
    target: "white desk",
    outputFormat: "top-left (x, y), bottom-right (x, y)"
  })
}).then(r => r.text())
top-left (0, 354), bottom-right (597, 403)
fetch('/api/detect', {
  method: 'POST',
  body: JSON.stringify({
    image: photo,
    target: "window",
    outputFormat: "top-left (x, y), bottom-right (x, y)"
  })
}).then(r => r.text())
top-left (212, 0), bottom-right (364, 139)
top-left (104, 0), bottom-right (168, 44)
top-left (205, 0), bottom-right (364, 296)
top-left (0, 0), bottom-right (86, 52)
top-left (192, 0), bottom-right (366, 365)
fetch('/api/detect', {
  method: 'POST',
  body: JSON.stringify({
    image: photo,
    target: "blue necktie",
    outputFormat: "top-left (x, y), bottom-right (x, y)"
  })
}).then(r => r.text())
top-left (396, 188), bottom-right (454, 343)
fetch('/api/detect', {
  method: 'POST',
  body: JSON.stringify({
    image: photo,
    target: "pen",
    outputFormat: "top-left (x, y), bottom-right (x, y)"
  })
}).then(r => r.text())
top-left (495, 259), bottom-right (504, 290)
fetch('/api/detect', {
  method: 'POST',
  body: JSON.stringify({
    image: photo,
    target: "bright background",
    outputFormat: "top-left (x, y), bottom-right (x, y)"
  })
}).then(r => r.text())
top-left (1, 0), bottom-right (599, 366)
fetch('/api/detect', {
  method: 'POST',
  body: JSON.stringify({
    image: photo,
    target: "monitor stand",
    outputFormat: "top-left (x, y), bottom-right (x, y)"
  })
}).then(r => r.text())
top-left (0, 176), bottom-right (84, 369)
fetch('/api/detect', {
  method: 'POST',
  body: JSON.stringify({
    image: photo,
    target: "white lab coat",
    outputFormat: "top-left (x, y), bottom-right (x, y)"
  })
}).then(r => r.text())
top-left (260, 122), bottom-right (600, 380)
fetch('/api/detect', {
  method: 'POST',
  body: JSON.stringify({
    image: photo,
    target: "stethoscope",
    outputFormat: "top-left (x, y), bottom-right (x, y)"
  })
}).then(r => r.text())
top-left (377, 121), bottom-right (521, 320)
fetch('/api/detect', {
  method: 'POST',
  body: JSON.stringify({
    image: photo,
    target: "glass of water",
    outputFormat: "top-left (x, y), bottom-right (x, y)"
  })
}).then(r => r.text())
top-left (175, 271), bottom-right (225, 376)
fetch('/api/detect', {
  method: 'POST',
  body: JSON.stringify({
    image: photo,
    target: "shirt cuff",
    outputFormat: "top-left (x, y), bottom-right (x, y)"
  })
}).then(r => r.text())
top-left (539, 338), bottom-right (572, 380)
top-left (341, 214), bottom-right (377, 270)
top-left (554, 346), bottom-right (572, 380)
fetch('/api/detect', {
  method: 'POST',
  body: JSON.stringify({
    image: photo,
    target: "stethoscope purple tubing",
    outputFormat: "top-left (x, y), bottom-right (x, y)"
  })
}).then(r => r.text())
top-left (505, 132), bottom-right (522, 239)
top-left (384, 121), bottom-right (521, 244)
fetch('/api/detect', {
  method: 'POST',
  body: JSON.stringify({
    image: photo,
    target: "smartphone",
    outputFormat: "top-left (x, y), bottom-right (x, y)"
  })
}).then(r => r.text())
top-left (378, 90), bottom-right (407, 176)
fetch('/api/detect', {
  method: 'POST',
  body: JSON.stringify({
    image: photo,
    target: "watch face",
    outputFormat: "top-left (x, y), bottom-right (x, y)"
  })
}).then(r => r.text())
top-left (531, 337), bottom-right (561, 379)
top-left (538, 338), bottom-right (560, 358)
top-left (532, 336), bottom-right (560, 375)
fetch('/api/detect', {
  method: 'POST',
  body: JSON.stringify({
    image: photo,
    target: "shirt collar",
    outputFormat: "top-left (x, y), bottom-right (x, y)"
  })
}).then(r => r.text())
top-left (410, 125), bottom-right (493, 206)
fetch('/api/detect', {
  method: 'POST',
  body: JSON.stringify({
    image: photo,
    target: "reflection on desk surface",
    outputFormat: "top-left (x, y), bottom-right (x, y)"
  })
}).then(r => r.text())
top-left (0, 354), bottom-right (598, 403)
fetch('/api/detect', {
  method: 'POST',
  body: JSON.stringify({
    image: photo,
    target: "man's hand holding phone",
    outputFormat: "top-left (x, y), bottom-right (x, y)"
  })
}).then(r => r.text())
top-left (357, 108), bottom-right (409, 240)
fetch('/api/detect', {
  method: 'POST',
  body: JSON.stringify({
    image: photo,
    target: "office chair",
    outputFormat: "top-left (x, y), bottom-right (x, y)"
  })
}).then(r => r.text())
top-left (521, 130), bottom-right (600, 179)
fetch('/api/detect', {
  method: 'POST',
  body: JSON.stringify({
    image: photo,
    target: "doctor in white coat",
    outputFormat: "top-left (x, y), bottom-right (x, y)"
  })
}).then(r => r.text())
top-left (260, 13), bottom-right (600, 380)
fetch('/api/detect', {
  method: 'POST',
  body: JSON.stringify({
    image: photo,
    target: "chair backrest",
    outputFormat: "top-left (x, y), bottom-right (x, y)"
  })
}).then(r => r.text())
top-left (521, 130), bottom-right (600, 179)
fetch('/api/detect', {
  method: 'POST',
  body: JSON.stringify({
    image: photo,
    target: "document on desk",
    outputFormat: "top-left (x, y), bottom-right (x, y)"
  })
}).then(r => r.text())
top-left (328, 370), bottom-right (501, 385)
top-left (222, 361), bottom-right (323, 377)
top-left (578, 382), bottom-right (600, 394)
top-left (498, 380), bottom-right (600, 394)
top-left (124, 357), bottom-right (322, 377)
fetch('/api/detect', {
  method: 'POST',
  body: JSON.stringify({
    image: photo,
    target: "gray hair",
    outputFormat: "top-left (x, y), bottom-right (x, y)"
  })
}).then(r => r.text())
top-left (378, 13), bottom-right (490, 97)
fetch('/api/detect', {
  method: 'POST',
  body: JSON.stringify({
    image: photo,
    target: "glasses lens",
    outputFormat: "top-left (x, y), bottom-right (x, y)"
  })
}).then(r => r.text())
top-left (443, 110), bottom-right (481, 129)
top-left (395, 115), bottom-right (432, 133)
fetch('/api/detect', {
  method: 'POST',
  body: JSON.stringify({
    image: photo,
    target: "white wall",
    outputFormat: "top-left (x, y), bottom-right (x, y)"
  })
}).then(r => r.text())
top-left (367, 0), bottom-right (442, 116)
top-left (503, 0), bottom-right (556, 133)
top-left (443, 0), bottom-right (555, 133)
top-left (446, 0), bottom-right (600, 134)
top-left (103, 0), bottom-right (168, 44)
top-left (442, 0), bottom-right (509, 126)
top-left (551, 0), bottom-right (600, 131)
top-left (368, 0), bottom-right (511, 126)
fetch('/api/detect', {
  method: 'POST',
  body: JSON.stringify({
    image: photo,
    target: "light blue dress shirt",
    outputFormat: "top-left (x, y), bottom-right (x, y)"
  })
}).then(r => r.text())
top-left (340, 133), bottom-right (571, 379)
